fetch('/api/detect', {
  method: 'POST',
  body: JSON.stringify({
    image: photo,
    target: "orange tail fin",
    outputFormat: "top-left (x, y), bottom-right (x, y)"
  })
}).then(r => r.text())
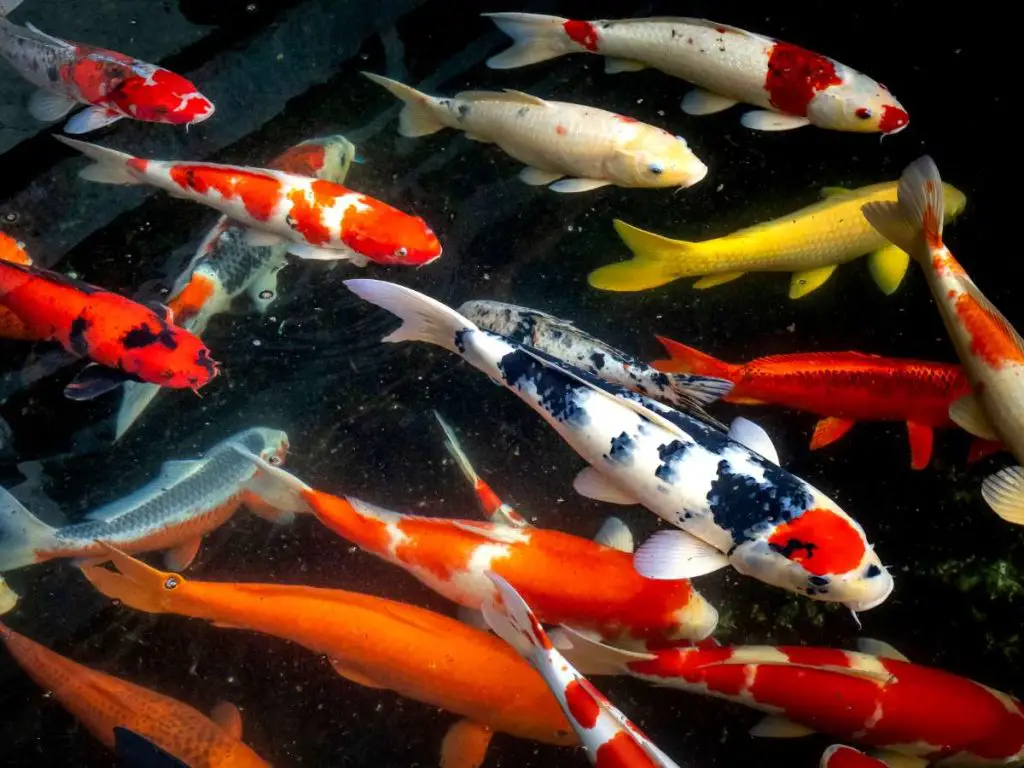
top-left (652, 336), bottom-right (737, 381)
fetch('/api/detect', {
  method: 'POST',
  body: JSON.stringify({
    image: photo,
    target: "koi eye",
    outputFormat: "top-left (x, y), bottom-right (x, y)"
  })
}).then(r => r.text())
top-left (855, 108), bottom-right (872, 120)
top-left (394, 246), bottom-right (408, 259)
top-left (164, 576), bottom-right (179, 590)
top-left (3, 212), bottom-right (17, 223)
top-left (648, 163), bottom-right (664, 175)
top-left (258, 290), bottom-right (274, 300)
top-left (267, 454), bottom-right (283, 466)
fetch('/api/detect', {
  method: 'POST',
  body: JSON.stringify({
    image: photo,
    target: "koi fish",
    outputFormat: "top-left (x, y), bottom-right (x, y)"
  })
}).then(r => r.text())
top-left (587, 181), bottom-right (967, 296)
top-left (864, 158), bottom-right (1024, 526)
top-left (486, 13), bottom-right (908, 134)
top-left (363, 73), bottom-right (706, 193)
top-left (0, 231), bottom-right (34, 341)
top-left (236, 439), bottom-right (718, 647)
top-left (0, 427), bottom-right (290, 577)
top-left (560, 631), bottom-right (1024, 766)
top-left (0, 259), bottom-right (217, 399)
top-left (460, 299), bottom-right (732, 414)
top-left (55, 136), bottom-right (442, 265)
top-left (482, 573), bottom-right (682, 767)
top-left (81, 545), bottom-right (577, 766)
top-left (0, 0), bottom-right (213, 134)
top-left (0, 621), bottom-right (268, 766)
top-left (343, 279), bottom-right (892, 612)
top-left (821, 746), bottom-right (888, 768)
top-left (653, 337), bottom-right (982, 470)
top-left (114, 135), bottom-right (358, 440)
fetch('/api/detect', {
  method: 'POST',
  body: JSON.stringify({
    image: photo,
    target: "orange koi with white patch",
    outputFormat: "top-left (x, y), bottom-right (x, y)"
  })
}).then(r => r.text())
top-left (239, 448), bottom-right (718, 648)
top-left (864, 158), bottom-right (1024, 525)
top-left (55, 137), bottom-right (442, 266)
top-left (564, 632), bottom-right (1024, 766)
top-left (0, 621), bottom-right (267, 766)
top-left (483, 574), bottom-right (682, 767)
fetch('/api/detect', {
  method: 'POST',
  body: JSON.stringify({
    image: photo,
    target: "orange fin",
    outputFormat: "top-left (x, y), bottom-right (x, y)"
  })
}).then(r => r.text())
top-left (906, 422), bottom-right (934, 470)
top-left (810, 417), bottom-right (856, 450)
top-left (329, 659), bottom-right (386, 689)
top-left (652, 335), bottom-right (735, 379)
top-left (163, 538), bottom-right (202, 571)
top-left (440, 719), bottom-right (494, 768)
top-left (210, 701), bottom-right (243, 740)
top-left (967, 438), bottom-right (1004, 465)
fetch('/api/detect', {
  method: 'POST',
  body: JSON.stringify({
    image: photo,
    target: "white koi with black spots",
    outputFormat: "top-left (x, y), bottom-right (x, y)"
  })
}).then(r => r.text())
top-left (345, 279), bottom-right (892, 611)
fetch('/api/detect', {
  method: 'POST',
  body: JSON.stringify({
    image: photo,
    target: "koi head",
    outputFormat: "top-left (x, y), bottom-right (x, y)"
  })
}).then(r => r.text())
top-left (79, 543), bottom-right (184, 614)
top-left (118, 317), bottom-right (219, 391)
top-left (342, 202), bottom-right (442, 266)
top-left (107, 67), bottom-right (215, 126)
top-left (231, 426), bottom-right (290, 467)
top-left (611, 132), bottom-right (708, 189)
top-left (271, 135), bottom-right (358, 182)
top-left (731, 494), bottom-right (892, 612)
top-left (810, 72), bottom-right (909, 134)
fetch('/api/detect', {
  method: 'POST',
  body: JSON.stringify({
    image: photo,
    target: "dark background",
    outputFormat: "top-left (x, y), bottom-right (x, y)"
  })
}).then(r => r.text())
top-left (0, 1), bottom-right (1019, 766)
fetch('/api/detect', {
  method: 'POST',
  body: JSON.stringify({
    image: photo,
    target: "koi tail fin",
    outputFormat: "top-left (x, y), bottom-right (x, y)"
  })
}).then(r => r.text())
top-left (0, 488), bottom-right (58, 572)
top-left (861, 156), bottom-right (945, 262)
top-left (344, 279), bottom-right (478, 356)
top-left (589, 219), bottom-right (703, 292)
top-left (54, 136), bottom-right (143, 185)
top-left (361, 73), bottom-right (445, 138)
top-left (483, 12), bottom-right (576, 69)
top-left (482, 572), bottom-right (552, 663)
top-left (651, 336), bottom-right (738, 380)
top-left (77, 543), bottom-right (178, 614)
top-left (552, 624), bottom-right (655, 676)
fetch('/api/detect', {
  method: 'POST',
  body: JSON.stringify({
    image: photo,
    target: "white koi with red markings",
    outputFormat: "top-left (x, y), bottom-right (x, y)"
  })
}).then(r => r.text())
top-left (485, 13), bottom-right (909, 134)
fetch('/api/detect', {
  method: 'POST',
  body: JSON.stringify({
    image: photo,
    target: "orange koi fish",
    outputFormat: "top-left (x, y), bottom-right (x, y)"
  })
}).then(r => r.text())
top-left (81, 545), bottom-right (576, 768)
top-left (0, 259), bottom-right (217, 399)
top-left (653, 337), bottom-right (980, 470)
top-left (56, 137), bottom-right (442, 266)
top-left (864, 157), bottom-right (1024, 524)
top-left (0, 231), bottom-right (33, 340)
top-left (0, 621), bottom-right (267, 766)
top-left (236, 439), bottom-right (717, 648)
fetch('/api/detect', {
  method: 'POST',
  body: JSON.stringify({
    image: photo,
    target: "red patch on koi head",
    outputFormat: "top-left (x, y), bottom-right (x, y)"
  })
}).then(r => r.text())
top-left (764, 42), bottom-right (842, 116)
top-left (104, 69), bottom-right (213, 125)
top-left (271, 143), bottom-right (327, 177)
top-left (879, 104), bottom-right (909, 134)
top-left (766, 507), bottom-right (865, 576)
top-left (594, 731), bottom-right (653, 767)
top-left (954, 292), bottom-right (1024, 369)
top-left (563, 19), bottom-right (600, 51)
top-left (340, 200), bottom-right (441, 265)
top-left (564, 679), bottom-right (601, 729)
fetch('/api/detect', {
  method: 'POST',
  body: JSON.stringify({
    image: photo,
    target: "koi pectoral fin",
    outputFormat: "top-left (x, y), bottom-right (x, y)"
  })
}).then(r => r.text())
top-left (329, 659), bottom-right (387, 689)
top-left (750, 715), bottom-right (815, 738)
top-left (634, 529), bottom-right (729, 580)
top-left (810, 417), bottom-right (855, 450)
top-left (64, 365), bottom-right (138, 401)
top-left (981, 466), bottom-right (1024, 526)
top-left (210, 701), bottom-right (243, 740)
top-left (949, 394), bottom-right (999, 440)
top-left (867, 243), bottom-right (911, 295)
top-left (905, 422), bottom-right (934, 470)
top-left (790, 264), bottom-right (838, 299)
top-left (692, 272), bottom-right (744, 290)
top-left (440, 720), bottom-right (494, 768)
top-left (163, 537), bottom-right (202, 571)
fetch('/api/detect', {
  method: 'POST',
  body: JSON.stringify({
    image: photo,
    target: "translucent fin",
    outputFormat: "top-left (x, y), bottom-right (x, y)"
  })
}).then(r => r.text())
top-left (605, 57), bottom-right (647, 74)
top-left (681, 88), bottom-right (737, 116)
top-left (856, 637), bottom-right (909, 662)
top-left (483, 12), bottom-right (573, 69)
top-left (574, 467), bottom-right (640, 505)
top-left (949, 394), bottom-right (998, 440)
top-left (981, 466), bottom-right (1024, 525)
top-left (728, 417), bottom-right (779, 464)
top-left (740, 111), bottom-right (810, 131)
top-left (594, 516), bottom-right (634, 553)
top-left (633, 529), bottom-right (729, 580)
top-left (361, 72), bottom-right (445, 137)
top-left (163, 537), bottom-right (201, 571)
top-left (518, 166), bottom-right (563, 186)
top-left (549, 177), bottom-right (611, 193)
top-left (64, 107), bottom-right (123, 135)
top-left (750, 715), bottom-right (815, 738)
top-left (27, 90), bottom-right (77, 122)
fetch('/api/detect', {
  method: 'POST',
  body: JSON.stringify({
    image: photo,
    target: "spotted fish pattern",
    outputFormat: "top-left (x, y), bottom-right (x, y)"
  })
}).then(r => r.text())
top-left (344, 279), bottom-right (892, 611)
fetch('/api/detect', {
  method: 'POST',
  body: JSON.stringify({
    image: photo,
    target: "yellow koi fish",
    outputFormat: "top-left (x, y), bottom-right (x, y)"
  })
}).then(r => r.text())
top-left (588, 181), bottom-right (967, 298)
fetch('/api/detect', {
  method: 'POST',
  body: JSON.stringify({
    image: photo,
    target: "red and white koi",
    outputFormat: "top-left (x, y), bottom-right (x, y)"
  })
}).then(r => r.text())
top-left (55, 136), bottom-right (442, 265)
top-left (486, 13), bottom-right (909, 134)
top-left (864, 158), bottom-right (1024, 526)
top-left (343, 279), bottom-right (891, 612)
top-left (561, 632), bottom-right (1024, 766)
top-left (363, 73), bottom-right (706, 193)
top-left (114, 135), bottom-right (358, 440)
top-left (821, 746), bottom-right (888, 768)
top-left (0, 427), bottom-right (291, 579)
top-left (483, 573), bottom-right (682, 767)
top-left (0, 0), bottom-right (213, 133)
top-left (235, 442), bottom-right (718, 647)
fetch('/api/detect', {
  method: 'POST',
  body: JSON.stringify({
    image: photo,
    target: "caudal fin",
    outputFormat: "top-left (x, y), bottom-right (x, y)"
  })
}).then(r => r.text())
top-left (652, 336), bottom-right (737, 380)
top-left (588, 220), bottom-right (697, 292)
top-left (344, 279), bottom-right (478, 355)
top-left (0, 488), bottom-right (57, 572)
top-left (361, 72), bottom-right (445, 138)
top-left (484, 12), bottom-right (575, 69)
top-left (861, 156), bottom-right (945, 261)
top-left (54, 136), bottom-right (142, 185)
top-left (482, 572), bottom-right (551, 661)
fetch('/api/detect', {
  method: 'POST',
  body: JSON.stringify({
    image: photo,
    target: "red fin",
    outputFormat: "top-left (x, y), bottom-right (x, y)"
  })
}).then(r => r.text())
top-left (210, 701), bottom-right (243, 739)
top-left (967, 438), bottom-right (1004, 464)
top-left (652, 336), bottom-right (736, 379)
top-left (440, 720), bottom-right (493, 768)
top-left (906, 421), bottom-right (934, 470)
top-left (810, 417), bottom-right (855, 450)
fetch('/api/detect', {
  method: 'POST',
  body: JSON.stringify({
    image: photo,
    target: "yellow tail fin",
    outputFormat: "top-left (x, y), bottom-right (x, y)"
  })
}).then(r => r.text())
top-left (588, 220), bottom-right (697, 292)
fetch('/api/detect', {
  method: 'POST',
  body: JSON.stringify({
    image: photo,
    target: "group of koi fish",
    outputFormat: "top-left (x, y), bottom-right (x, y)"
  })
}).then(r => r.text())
top-left (0, 1), bottom-right (1022, 767)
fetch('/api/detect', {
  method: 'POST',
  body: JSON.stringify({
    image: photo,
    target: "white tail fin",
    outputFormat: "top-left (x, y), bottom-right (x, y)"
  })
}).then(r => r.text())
top-left (54, 136), bottom-right (142, 185)
top-left (484, 12), bottom-right (575, 69)
top-left (482, 572), bottom-right (547, 660)
top-left (861, 156), bottom-right (945, 261)
top-left (344, 279), bottom-right (478, 354)
top-left (361, 72), bottom-right (445, 138)
top-left (0, 488), bottom-right (58, 572)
